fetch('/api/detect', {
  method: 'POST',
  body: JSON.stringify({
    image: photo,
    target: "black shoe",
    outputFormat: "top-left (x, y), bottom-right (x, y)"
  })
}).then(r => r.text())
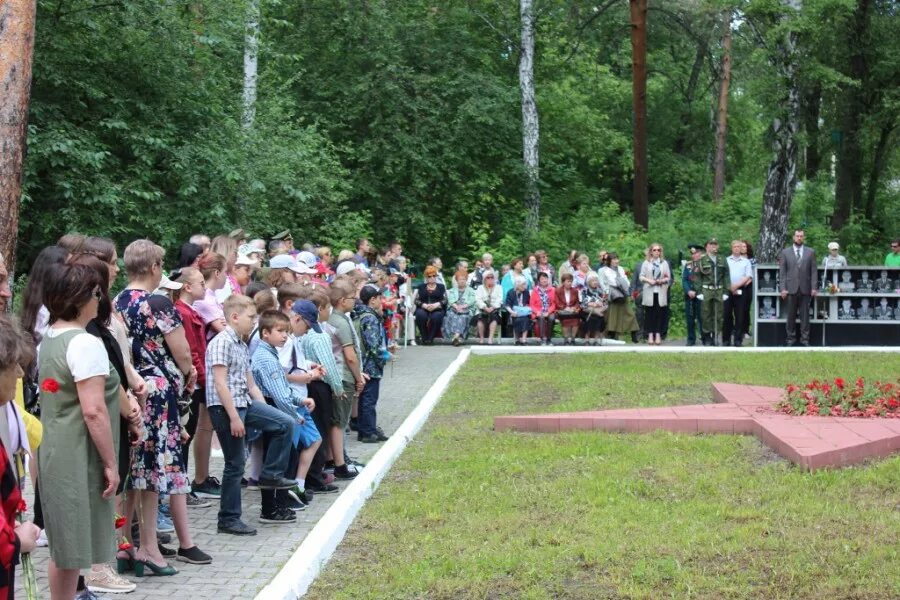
top-left (240, 477), bottom-right (249, 488)
top-left (176, 545), bottom-right (212, 564)
top-left (257, 476), bottom-right (297, 490)
top-left (158, 543), bottom-right (176, 557)
top-left (334, 465), bottom-right (358, 480)
top-left (358, 433), bottom-right (381, 443)
top-left (375, 427), bottom-right (389, 441)
top-left (288, 486), bottom-right (313, 505)
top-left (259, 508), bottom-right (296, 524)
top-left (686, 341), bottom-right (695, 346)
top-left (156, 532), bottom-right (172, 545)
top-left (799, 341), bottom-right (809, 347)
top-left (279, 495), bottom-right (307, 512)
top-left (348, 417), bottom-right (358, 432)
top-left (631, 332), bottom-right (640, 343)
top-left (217, 521), bottom-right (257, 536)
top-left (307, 483), bottom-right (339, 494)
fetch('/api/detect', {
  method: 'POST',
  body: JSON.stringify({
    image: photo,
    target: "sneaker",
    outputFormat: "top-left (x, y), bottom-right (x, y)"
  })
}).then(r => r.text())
top-left (217, 521), bottom-right (257, 536)
top-left (323, 472), bottom-right (336, 485)
top-left (245, 478), bottom-right (259, 491)
top-left (358, 433), bottom-right (381, 443)
top-left (85, 564), bottom-right (137, 594)
top-left (308, 482), bottom-right (339, 494)
top-left (279, 495), bottom-right (306, 512)
top-left (36, 529), bottom-right (48, 548)
top-left (288, 486), bottom-right (313, 505)
top-left (76, 590), bottom-right (114, 600)
top-left (176, 545), bottom-right (212, 565)
top-left (333, 465), bottom-right (358, 480)
top-left (259, 508), bottom-right (296, 524)
top-left (186, 492), bottom-right (211, 508)
top-left (192, 477), bottom-right (221, 499)
top-left (156, 511), bottom-right (175, 534)
top-left (258, 476), bottom-right (297, 490)
top-left (158, 503), bottom-right (171, 518)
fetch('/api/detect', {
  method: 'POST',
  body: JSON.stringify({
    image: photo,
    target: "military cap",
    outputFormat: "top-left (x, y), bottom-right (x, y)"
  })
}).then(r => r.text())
top-left (272, 230), bottom-right (293, 241)
top-left (229, 228), bottom-right (247, 240)
top-left (688, 243), bottom-right (704, 253)
top-left (705, 237), bottom-right (719, 245)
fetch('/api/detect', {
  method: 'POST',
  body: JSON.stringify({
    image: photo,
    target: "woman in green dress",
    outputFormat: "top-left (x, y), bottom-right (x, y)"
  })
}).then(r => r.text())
top-left (38, 258), bottom-right (120, 599)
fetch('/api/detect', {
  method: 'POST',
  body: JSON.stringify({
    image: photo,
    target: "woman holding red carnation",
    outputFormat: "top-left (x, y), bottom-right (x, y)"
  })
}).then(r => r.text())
top-left (0, 314), bottom-right (43, 599)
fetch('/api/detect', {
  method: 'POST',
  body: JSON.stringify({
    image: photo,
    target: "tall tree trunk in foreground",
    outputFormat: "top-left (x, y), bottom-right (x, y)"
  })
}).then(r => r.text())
top-left (520, 0), bottom-right (541, 241)
top-left (831, 0), bottom-right (871, 231)
top-left (0, 0), bottom-right (37, 282)
top-left (629, 0), bottom-right (648, 229)
top-left (242, 0), bottom-right (260, 130)
top-left (712, 9), bottom-right (732, 202)
top-left (757, 0), bottom-right (802, 263)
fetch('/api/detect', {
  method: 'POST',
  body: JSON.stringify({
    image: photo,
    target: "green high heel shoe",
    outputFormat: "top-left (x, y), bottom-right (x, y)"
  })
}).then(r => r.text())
top-left (134, 558), bottom-right (178, 577)
top-left (116, 557), bottom-right (135, 574)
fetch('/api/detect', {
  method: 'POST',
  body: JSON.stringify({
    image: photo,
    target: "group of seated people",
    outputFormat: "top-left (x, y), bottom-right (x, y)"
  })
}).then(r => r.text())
top-left (0, 230), bottom-right (402, 599)
top-left (411, 249), bottom-right (648, 346)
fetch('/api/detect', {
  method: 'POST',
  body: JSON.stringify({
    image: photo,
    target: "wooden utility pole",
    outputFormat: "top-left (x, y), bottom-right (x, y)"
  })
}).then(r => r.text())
top-left (629, 0), bottom-right (648, 229)
top-left (712, 9), bottom-right (732, 202)
top-left (0, 0), bottom-right (37, 280)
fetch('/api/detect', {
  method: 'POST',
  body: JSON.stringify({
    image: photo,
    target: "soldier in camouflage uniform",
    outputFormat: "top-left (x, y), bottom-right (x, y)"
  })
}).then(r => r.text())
top-left (681, 244), bottom-right (704, 346)
top-left (689, 238), bottom-right (728, 345)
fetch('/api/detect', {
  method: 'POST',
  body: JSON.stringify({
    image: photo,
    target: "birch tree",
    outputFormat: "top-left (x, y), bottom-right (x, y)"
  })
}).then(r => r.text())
top-left (712, 8), bottom-right (732, 203)
top-left (0, 0), bottom-right (37, 281)
top-left (757, 0), bottom-right (802, 263)
top-left (629, 0), bottom-right (649, 229)
top-left (242, 0), bottom-right (261, 130)
top-left (520, 0), bottom-right (541, 240)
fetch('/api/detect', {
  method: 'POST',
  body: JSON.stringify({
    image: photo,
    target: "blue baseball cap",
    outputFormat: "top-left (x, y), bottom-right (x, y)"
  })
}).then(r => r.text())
top-left (291, 299), bottom-right (322, 333)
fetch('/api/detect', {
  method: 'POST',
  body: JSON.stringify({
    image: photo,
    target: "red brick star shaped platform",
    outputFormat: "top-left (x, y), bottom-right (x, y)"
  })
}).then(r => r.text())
top-left (494, 383), bottom-right (900, 470)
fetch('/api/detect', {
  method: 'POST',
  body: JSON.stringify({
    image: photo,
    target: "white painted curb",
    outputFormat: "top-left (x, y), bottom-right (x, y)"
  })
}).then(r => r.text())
top-left (255, 349), bottom-right (471, 600)
top-left (470, 345), bottom-right (900, 355)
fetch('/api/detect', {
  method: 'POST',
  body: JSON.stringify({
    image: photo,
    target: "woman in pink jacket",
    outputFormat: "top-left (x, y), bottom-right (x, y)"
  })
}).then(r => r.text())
top-left (529, 271), bottom-right (557, 345)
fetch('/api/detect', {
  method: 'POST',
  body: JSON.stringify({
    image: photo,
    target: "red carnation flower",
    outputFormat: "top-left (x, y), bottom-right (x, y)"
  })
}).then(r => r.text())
top-left (114, 515), bottom-right (127, 529)
top-left (16, 499), bottom-right (26, 514)
top-left (834, 378), bottom-right (845, 391)
top-left (40, 378), bottom-right (61, 393)
top-left (118, 541), bottom-right (133, 551)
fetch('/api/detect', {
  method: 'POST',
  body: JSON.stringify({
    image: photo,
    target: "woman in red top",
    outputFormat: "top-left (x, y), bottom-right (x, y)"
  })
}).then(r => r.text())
top-left (0, 314), bottom-right (42, 599)
top-left (170, 268), bottom-right (218, 499)
top-left (529, 271), bottom-right (557, 345)
top-left (554, 273), bottom-right (582, 345)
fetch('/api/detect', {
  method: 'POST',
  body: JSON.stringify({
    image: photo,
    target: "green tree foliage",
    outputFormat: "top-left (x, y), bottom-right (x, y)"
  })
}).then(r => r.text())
top-left (17, 0), bottom-right (898, 270)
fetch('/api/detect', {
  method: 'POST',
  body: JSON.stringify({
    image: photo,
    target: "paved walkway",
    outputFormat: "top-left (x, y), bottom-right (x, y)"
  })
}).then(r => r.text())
top-left (16, 346), bottom-right (460, 600)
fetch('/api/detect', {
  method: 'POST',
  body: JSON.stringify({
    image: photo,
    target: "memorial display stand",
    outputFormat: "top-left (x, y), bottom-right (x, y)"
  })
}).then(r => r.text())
top-left (753, 265), bottom-right (900, 347)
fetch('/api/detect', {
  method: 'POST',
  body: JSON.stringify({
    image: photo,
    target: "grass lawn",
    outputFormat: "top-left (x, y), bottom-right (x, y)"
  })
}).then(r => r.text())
top-left (306, 352), bottom-right (900, 600)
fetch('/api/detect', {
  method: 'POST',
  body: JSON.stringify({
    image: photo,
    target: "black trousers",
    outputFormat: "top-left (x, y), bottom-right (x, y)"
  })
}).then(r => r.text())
top-left (784, 293), bottom-right (812, 345)
top-left (723, 291), bottom-right (748, 344)
top-left (305, 380), bottom-right (333, 488)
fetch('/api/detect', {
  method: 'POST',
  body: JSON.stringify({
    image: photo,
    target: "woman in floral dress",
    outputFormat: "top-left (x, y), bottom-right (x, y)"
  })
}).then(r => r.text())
top-left (114, 240), bottom-right (210, 575)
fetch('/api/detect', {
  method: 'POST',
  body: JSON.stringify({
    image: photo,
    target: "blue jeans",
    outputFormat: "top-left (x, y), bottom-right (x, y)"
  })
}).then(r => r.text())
top-left (357, 378), bottom-right (381, 437)
top-left (208, 401), bottom-right (294, 526)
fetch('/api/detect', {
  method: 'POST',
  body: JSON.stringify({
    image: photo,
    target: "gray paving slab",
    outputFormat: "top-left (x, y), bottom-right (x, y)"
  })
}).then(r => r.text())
top-left (16, 346), bottom-right (460, 600)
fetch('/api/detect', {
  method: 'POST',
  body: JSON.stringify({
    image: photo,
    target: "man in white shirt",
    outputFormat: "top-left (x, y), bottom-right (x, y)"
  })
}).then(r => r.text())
top-left (723, 240), bottom-right (753, 347)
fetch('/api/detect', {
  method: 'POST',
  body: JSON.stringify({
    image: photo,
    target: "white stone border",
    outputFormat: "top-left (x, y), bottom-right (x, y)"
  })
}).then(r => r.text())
top-left (470, 344), bottom-right (900, 355)
top-left (256, 349), bottom-right (471, 600)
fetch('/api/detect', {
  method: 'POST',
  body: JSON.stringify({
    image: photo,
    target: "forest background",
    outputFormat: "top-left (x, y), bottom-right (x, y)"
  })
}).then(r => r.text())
top-left (6, 0), bottom-right (899, 276)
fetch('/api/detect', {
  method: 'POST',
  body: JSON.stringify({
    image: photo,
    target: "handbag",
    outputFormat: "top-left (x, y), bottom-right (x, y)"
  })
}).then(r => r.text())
top-left (609, 286), bottom-right (626, 304)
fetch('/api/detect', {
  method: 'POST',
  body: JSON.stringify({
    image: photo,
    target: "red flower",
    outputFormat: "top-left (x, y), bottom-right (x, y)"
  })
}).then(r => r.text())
top-left (16, 499), bottom-right (26, 514)
top-left (889, 399), bottom-right (900, 409)
top-left (40, 378), bottom-right (60, 393)
top-left (118, 541), bottom-right (133, 551)
top-left (114, 515), bottom-right (127, 529)
top-left (834, 378), bottom-right (845, 391)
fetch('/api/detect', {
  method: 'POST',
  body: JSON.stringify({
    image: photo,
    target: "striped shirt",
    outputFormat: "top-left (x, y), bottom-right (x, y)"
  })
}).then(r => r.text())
top-left (205, 327), bottom-right (251, 408)
top-left (300, 330), bottom-right (343, 395)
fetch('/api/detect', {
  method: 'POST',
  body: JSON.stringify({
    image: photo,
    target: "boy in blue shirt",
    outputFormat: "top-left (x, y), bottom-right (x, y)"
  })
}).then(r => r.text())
top-left (251, 311), bottom-right (321, 509)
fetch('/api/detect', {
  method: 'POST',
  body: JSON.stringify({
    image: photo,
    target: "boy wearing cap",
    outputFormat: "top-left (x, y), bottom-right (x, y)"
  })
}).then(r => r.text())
top-left (293, 297), bottom-right (358, 480)
top-left (206, 295), bottom-right (298, 535)
top-left (356, 285), bottom-right (390, 442)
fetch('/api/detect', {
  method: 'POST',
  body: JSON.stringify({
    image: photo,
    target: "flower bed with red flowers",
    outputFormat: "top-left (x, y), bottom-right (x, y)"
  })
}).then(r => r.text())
top-left (778, 377), bottom-right (900, 418)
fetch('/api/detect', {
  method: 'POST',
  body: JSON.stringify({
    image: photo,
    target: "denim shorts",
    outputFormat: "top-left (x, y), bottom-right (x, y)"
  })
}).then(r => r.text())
top-left (294, 406), bottom-right (322, 449)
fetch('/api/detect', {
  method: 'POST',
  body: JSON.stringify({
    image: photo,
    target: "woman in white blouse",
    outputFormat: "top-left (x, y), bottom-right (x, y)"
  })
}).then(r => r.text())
top-left (639, 244), bottom-right (671, 345)
top-left (474, 270), bottom-right (504, 344)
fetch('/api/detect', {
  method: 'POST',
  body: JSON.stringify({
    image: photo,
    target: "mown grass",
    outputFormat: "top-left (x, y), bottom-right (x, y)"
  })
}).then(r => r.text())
top-left (306, 353), bottom-right (900, 600)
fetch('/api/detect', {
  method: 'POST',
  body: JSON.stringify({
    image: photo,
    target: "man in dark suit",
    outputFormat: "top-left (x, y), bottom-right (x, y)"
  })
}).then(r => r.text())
top-left (778, 229), bottom-right (818, 346)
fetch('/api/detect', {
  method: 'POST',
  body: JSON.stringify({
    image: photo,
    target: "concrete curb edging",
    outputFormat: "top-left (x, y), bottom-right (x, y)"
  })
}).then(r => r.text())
top-left (255, 349), bottom-right (471, 600)
top-left (470, 345), bottom-right (900, 355)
